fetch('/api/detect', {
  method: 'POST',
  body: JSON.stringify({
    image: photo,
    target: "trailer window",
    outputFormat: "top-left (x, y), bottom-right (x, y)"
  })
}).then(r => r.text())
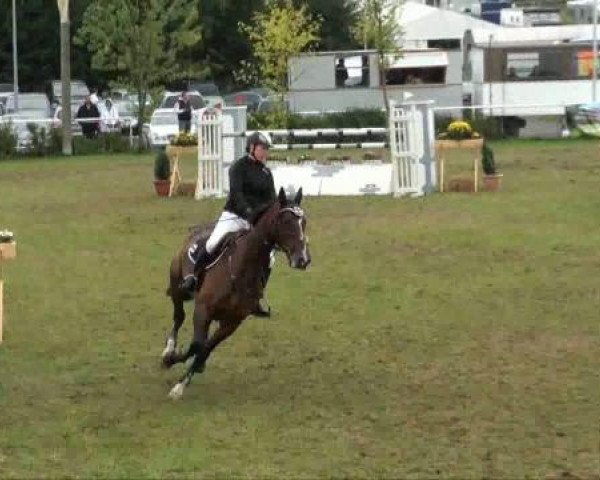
top-left (506, 52), bottom-right (539, 80)
top-left (428, 39), bottom-right (460, 50)
top-left (334, 54), bottom-right (370, 88)
top-left (385, 67), bottom-right (446, 85)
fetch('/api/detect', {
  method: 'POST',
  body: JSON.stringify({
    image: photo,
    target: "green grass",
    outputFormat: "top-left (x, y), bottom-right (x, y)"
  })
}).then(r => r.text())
top-left (0, 141), bottom-right (599, 479)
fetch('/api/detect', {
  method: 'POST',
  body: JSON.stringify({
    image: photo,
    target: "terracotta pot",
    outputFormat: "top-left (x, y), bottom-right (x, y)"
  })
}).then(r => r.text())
top-left (447, 176), bottom-right (475, 193)
top-left (483, 173), bottom-right (503, 192)
top-left (0, 241), bottom-right (16, 260)
top-left (153, 179), bottom-right (170, 197)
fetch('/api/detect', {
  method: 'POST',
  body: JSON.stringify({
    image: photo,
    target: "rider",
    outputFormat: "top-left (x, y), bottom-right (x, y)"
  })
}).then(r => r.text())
top-left (180, 131), bottom-right (276, 316)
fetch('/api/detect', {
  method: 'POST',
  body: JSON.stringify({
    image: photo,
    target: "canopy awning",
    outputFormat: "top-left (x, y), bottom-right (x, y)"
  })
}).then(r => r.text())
top-left (387, 52), bottom-right (448, 69)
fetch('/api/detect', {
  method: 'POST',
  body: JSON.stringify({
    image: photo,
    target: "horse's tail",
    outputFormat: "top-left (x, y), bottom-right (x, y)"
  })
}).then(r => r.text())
top-left (166, 286), bottom-right (172, 297)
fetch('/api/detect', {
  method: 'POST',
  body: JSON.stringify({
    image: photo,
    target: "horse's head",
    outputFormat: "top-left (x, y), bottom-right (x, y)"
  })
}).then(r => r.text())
top-left (270, 187), bottom-right (311, 270)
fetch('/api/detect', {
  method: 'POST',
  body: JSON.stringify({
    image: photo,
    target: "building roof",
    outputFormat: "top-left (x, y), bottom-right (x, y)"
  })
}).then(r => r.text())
top-left (399, 2), bottom-right (501, 42)
top-left (467, 24), bottom-right (598, 46)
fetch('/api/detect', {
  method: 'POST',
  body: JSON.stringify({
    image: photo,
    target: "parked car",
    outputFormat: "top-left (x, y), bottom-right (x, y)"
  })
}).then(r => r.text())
top-left (45, 79), bottom-right (90, 113)
top-left (111, 88), bottom-right (152, 109)
top-left (159, 90), bottom-right (206, 110)
top-left (257, 95), bottom-right (289, 113)
top-left (52, 105), bottom-right (83, 136)
top-left (248, 87), bottom-right (274, 98)
top-left (223, 91), bottom-right (264, 113)
top-left (0, 84), bottom-right (14, 114)
top-left (3, 93), bottom-right (53, 150)
top-left (5, 93), bottom-right (52, 117)
top-left (143, 108), bottom-right (199, 149)
top-left (113, 99), bottom-right (140, 135)
top-left (187, 82), bottom-right (224, 109)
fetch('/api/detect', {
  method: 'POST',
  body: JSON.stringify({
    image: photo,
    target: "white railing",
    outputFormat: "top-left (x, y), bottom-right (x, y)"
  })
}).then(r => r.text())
top-left (0, 115), bottom-right (139, 148)
top-left (196, 101), bottom-right (434, 199)
top-left (196, 110), bottom-right (223, 199)
top-left (389, 102), bottom-right (426, 197)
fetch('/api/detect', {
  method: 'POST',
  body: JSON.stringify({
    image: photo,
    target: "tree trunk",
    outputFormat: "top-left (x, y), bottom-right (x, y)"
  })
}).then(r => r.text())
top-left (379, 53), bottom-right (390, 116)
top-left (137, 87), bottom-right (146, 152)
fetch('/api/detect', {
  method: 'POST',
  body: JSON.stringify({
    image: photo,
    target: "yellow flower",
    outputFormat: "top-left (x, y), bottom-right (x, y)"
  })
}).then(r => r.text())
top-left (445, 120), bottom-right (479, 140)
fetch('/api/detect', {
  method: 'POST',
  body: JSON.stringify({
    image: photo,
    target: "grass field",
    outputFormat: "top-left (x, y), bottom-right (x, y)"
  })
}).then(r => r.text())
top-left (0, 140), bottom-right (599, 479)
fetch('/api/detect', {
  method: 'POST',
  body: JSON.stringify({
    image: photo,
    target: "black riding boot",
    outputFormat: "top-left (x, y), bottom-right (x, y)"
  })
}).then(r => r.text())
top-left (252, 266), bottom-right (272, 318)
top-left (179, 243), bottom-right (210, 296)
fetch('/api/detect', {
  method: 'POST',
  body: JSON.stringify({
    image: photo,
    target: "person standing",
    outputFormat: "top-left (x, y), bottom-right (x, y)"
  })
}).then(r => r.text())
top-left (174, 91), bottom-right (192, 133)
top-left (99, 97), bottom-right (120, 133)
top-left (76, 96), bottom-right (101, 139)
top-left (336, 58), bottom-right (349, 87)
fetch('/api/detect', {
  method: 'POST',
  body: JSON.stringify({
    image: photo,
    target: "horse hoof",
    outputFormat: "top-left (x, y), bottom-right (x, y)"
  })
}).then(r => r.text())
top-left (168, 383), bottom-right (185, 400)
top-left (161, 339), bottom-right (176, 368)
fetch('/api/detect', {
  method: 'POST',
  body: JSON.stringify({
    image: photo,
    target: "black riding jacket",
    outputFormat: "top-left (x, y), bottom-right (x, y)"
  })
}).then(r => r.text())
top-left (176, 98), bottom-right (192, 121)
top-left (224, 154), bottom-right (276, 222)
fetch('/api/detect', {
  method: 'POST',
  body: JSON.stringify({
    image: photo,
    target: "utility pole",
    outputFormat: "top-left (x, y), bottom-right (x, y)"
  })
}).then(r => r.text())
top-left (12, 0), bottom-right (19, 111)
top-left (57, 0), bottom-right (72, 155)
top-left (593, 0), bottom-right (598, 102)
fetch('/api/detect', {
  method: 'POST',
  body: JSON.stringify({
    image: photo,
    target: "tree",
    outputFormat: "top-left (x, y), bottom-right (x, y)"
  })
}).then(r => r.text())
top-left (0, 0), bottom-right (96, 90)
top-left (301, 0), bottom-right (360, 51)
top-left (353, 0), bottom-right (403, 113)
top-left (191, 0), bottom-right (357, 90)
top-left (75, 0), bottom-right (202, 148)
top-left (197, 0), bottom-right (264, 90)
top-left (239, 0), bottom-right (321, 93)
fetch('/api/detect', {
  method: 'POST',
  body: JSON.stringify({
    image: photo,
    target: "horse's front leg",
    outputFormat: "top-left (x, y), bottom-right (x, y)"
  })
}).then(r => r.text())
top-left (168, 318), bottom-right (242, 400)
top-left (168, 303), bottom-right (211, 399)
top-left (161, 291), bottom-right (186, 368)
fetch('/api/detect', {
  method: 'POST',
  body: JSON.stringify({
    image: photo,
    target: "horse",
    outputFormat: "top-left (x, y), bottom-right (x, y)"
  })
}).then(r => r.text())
top-left (161, 187), bottom-right (311, 399)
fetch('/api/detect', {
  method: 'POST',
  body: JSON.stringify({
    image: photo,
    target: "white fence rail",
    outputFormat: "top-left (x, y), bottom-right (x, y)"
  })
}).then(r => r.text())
top-left (196, 110), bottom-right (223, 199)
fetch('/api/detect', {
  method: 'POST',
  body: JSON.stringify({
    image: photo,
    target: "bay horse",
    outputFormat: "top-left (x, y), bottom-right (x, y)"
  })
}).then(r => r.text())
top-left (162, 187), bottom-right (311, 399)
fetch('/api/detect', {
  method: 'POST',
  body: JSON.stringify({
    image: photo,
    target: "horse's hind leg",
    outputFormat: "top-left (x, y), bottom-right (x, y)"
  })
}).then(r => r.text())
top-left (168, 302), bottom-right (211, 399)
top-left (161, 289), bottom-right (186, 368)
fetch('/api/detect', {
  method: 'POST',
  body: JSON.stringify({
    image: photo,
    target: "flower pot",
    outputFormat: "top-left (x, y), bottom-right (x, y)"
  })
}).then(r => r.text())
top-left (0, 241), bottom-right (16, 260)
top-left (447, 176), bottom-right (475, 193)
top-left (435, 138), bottom-right (484, 149)
top-left (153, 179), bottom-right (171, 197)
top-left (483, 173), bottom-right (503, 192)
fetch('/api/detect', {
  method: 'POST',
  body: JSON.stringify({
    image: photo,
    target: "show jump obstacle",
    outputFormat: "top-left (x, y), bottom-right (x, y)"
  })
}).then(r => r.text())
top-left (0, 240), bottom-right (16, 344)
top-left (193, 101), bottom-right (437, 199)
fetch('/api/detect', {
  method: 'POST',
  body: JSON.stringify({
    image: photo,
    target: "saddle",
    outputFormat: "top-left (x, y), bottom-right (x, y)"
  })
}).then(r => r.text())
top-left (185, 224), bottom-right (246, 270)
top-left (205, 231), bottom-right (246, 269)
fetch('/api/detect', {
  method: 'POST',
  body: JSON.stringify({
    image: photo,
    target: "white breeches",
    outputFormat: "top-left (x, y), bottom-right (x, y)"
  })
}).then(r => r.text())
top-left (206, 211), bottom-right (251, 254)
top-left (205, 210), bottom-right (276, 268)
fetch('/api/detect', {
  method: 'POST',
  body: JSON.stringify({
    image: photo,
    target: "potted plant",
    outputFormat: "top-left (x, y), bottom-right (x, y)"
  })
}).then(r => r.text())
top-left (481, 141), bottom-right (503, 192)
top-left (435, 119), bottom-right (484, 192)
top-left (0, 229), bottom-right (16, 259)
top-left (170, 132), bottom-right (198, 147)
top-left (153, 150), bottom-right (171, 197)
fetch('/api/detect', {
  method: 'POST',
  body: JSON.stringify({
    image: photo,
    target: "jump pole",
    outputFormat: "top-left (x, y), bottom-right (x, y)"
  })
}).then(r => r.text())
top-left (0, 240), bottom-right (16, 344)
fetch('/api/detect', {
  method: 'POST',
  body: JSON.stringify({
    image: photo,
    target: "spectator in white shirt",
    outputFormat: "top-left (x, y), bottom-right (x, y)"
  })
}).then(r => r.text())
top-left (99, 98), bottom-right (120, 133)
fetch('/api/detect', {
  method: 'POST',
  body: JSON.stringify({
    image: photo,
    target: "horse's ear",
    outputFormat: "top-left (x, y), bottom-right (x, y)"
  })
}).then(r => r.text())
top-left (278, 187), bottom-right (287, 205)
top-left (294, 187), bottom-right (303, 205)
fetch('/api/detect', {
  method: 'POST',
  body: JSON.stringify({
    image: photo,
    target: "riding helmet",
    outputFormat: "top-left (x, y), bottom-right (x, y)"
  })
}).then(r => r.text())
top-left (246, 131), bottom-right (272, 152)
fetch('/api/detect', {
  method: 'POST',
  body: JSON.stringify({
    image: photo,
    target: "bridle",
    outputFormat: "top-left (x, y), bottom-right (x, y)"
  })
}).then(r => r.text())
top-left (264, 204), bottom-right (306, 252)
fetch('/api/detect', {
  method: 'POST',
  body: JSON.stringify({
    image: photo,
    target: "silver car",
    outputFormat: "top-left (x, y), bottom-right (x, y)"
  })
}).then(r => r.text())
top-left (2, 93), bottom-right (53, 149)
